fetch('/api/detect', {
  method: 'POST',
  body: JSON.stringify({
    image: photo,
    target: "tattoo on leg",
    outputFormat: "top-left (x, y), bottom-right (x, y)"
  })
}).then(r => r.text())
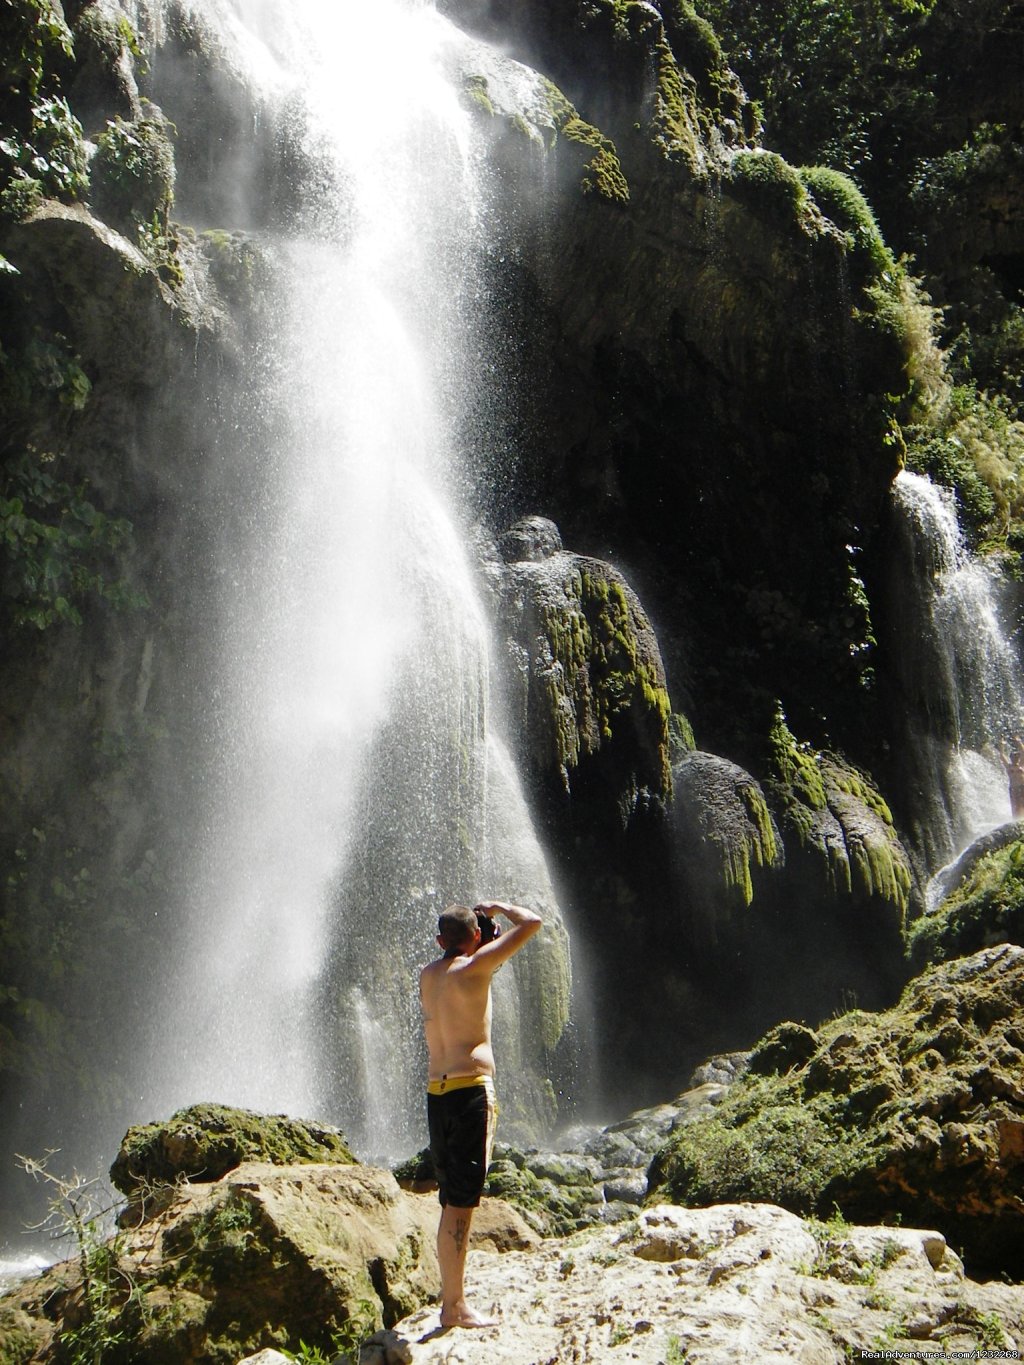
top-left (450, 1217), bottom-right (468, 1255)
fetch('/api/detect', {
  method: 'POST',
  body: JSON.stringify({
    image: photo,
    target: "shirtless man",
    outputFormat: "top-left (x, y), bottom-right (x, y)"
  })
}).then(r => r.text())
top-left (1001, 735), bottom-right (1024, 819)
top-left (419, 898), bottom-right (542, 1329)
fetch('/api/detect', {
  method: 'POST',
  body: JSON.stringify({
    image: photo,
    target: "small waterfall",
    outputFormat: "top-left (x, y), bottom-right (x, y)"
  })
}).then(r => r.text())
top-left (890, 470), bottom-right (1024, 864)
top-left (134, 0), bottom-right (570, 1157)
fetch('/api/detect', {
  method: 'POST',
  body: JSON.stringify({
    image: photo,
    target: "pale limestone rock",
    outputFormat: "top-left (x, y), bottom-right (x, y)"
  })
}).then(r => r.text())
top-left (378, 1202), bottom-right (1023, 1365)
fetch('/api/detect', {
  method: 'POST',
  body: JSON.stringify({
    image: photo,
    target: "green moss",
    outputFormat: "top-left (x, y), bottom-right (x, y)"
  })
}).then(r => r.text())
top-left (110, 1103), bottom-right (356, 1198)
top-left (728, 150), bottom-right (810, 225)
top-left (542, 80), bottom-right (630, 204)
top-left (461, 74), bottom-right (494, 118)
top-left (0, 173), bottom-right (42, 220)
top-left (767, 707), bottom-right (826, 813)
top-left (649, 1072), bottom-right (863, 1213)
top-left (799, 165), bottom-right (895, 277)
top-left (907, 841), bottom-right (1024, 970)
top-left (765, 711), bottom-right (909, 915)
top-left (668, 711), bottom-right (696, 759)
top-left (649, 34), bottom-right (702, 164)
top-left (165, 1188), bottom-right (269, 1289)
top-left (580, 568), bottom-right (672, 790)
top-left (74, 6), bottom-right (146, 71)
top-left (483, 1148), bottom-right (588, 1236)
top-left (731, 780), bottom-right (779, 904)
top-left (649, 948), bottom-right (1024, 1277)
top-left (0, 1308), bottom-right (41, 1365)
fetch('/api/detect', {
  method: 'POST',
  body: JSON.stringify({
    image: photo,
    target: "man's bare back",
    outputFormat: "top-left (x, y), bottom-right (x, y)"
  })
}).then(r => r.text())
top-left (420, 953), bottom-right (495, 1081)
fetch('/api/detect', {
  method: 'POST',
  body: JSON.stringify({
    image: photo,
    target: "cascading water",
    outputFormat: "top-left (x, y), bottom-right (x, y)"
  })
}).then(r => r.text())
top-left (890, 470), bottom-right (1024, 868)
top-left (134, 0), bottom-right (571, 1160)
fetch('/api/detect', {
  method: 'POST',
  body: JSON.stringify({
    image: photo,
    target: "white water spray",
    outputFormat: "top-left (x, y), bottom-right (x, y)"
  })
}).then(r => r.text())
top-left (138, 0), bottom-right (570, 1156)
top-left (892, 470), bottom-right (1024, 862)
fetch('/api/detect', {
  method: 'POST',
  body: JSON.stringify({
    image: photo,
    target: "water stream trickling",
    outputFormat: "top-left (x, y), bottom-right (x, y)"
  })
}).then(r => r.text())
top-left (891, 470), bottom-right (1024, 867)
top-left (135, 0), bottom-right (570, 1159)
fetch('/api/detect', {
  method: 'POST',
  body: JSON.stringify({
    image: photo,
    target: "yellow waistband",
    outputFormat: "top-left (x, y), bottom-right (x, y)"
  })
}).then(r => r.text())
top-left (427, 1074), bottom-right (494, 1096)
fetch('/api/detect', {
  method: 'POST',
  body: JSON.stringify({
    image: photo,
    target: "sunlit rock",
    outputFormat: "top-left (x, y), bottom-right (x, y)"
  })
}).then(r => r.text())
top-left (649, 945), bottom-right (1024, 1276)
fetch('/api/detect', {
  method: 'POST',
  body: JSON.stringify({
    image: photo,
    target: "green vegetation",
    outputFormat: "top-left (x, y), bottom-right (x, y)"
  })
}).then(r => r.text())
top-left (764, 708), bottom-right (911, 914)
top-left (799, 165), bottom-right (894, 276)
top-left (110, 1104), bottom-right (357, 1199)
top-left (281, 1304), bottom-right (378, 1365)
top-left (692, 0), bottom-right (1024, 474)
top-left (1, 821), bottom-right (166, 1122)
top-left (0, 0), bottom-right (87, 217)
top-left (16, 1156), bottom-right (136, 1365)
top-left (797, 1207), bottom-right (904, 1284)
top-left (691, 0), bottom-right (940, 180)
top-left (90, 112), bottom-right (175, 234)
top-left (907, 839), bottom-right (1024, 970)
top-left (0, 450), bottom-right (140, 629)
top-left (649, 948), bottom-right (1024, 1274)
top-left (728, 149), bottom-right (809, 224)
top-left (542, 79), bottom-right (630, 203)
top-left (529, 561), bottom-right (673, 797)
top-left (903, 383), bottom-right (1024, 544)
top-left (649, 1073), bottom-right (864, 1213)
top-left (0, 326), bottom-right (146, 631)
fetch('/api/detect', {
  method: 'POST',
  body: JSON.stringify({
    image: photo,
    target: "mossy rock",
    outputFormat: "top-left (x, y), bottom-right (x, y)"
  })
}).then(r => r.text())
top-left (908, 832), bottom-right (1024, 971)
top-left (110, 1103), bottom-right (356, 1199)
top-left (728, 149), bottom-right (810, 227)
top-left (542, 79), bottom-right (630, 203)
top-left (649, 945), bottom-right (1024, 1275)
top-left (799, 164), bottom-right (895, 280)
top-left (747, 1020), bottom-right (819, 1076)
top-left (495, 529), bottom-right (674, 806)
top-left (765, 712), bottom-right (911, 919)
top-left (672, 750), bottom-right (782, 910)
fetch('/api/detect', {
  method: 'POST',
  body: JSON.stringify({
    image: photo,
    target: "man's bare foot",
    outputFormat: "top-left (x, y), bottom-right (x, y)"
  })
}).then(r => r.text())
top-left (440, 1300), bottom-right (497, 1329)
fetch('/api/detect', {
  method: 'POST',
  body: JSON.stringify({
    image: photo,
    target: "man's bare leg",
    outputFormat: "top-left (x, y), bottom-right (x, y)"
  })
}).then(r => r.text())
top-left (437, 1204), bottom-right (496, 1328)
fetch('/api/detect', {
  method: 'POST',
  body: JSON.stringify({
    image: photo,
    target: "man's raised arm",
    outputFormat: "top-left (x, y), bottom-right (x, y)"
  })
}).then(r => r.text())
top-left (472, 899), bottom-right (541, 967)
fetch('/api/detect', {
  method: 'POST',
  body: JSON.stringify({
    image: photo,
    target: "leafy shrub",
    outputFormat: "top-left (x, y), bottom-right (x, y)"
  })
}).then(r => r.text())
top-left (0, 95), bottom-right (88, 203)
top-left (904, 384), bottom-right (1024, 537)
top-left (90, 110), bottom-right (175, 231)
top-left (0, 450), bottom-right (142, 629)
top-left (691, 0), bottom-right (938, 178)
top-left (649, 1076), bottom-right (862, 1214)
top-left (1, 2), bottom-right (87, 210)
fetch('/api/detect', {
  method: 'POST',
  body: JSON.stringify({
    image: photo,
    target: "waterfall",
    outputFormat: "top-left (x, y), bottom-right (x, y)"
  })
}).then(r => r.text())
top-left (890, 470), bottom-right (1024, 865)
top-left (134, 0), bottom-right (570, 1159)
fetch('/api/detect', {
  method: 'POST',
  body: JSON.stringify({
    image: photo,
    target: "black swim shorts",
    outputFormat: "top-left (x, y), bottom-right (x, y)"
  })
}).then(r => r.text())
top-left (426, 1076), bottom-right (497, 1208)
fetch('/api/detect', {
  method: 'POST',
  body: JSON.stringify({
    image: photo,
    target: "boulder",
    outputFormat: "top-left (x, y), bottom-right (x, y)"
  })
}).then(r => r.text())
top-left (111, 1103), bottom-right (356, 1209)
top-left (672, 750), bottom-right (782, 919)
top-left (0, 1162), bottom-right (437, 1365)
top-left (490, 523), bottom-right (673, 816)
top-left (650, 945), bottom-right (1024, 1275)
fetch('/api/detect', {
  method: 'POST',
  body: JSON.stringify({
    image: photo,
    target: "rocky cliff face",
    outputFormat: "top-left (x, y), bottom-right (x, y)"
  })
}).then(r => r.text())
top-left (1, 0), bottom-right (1023, 1233)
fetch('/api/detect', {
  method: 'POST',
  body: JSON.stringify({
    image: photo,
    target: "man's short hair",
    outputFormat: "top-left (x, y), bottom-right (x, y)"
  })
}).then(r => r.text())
top-left (437, 904), bottom-right (478, 952)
